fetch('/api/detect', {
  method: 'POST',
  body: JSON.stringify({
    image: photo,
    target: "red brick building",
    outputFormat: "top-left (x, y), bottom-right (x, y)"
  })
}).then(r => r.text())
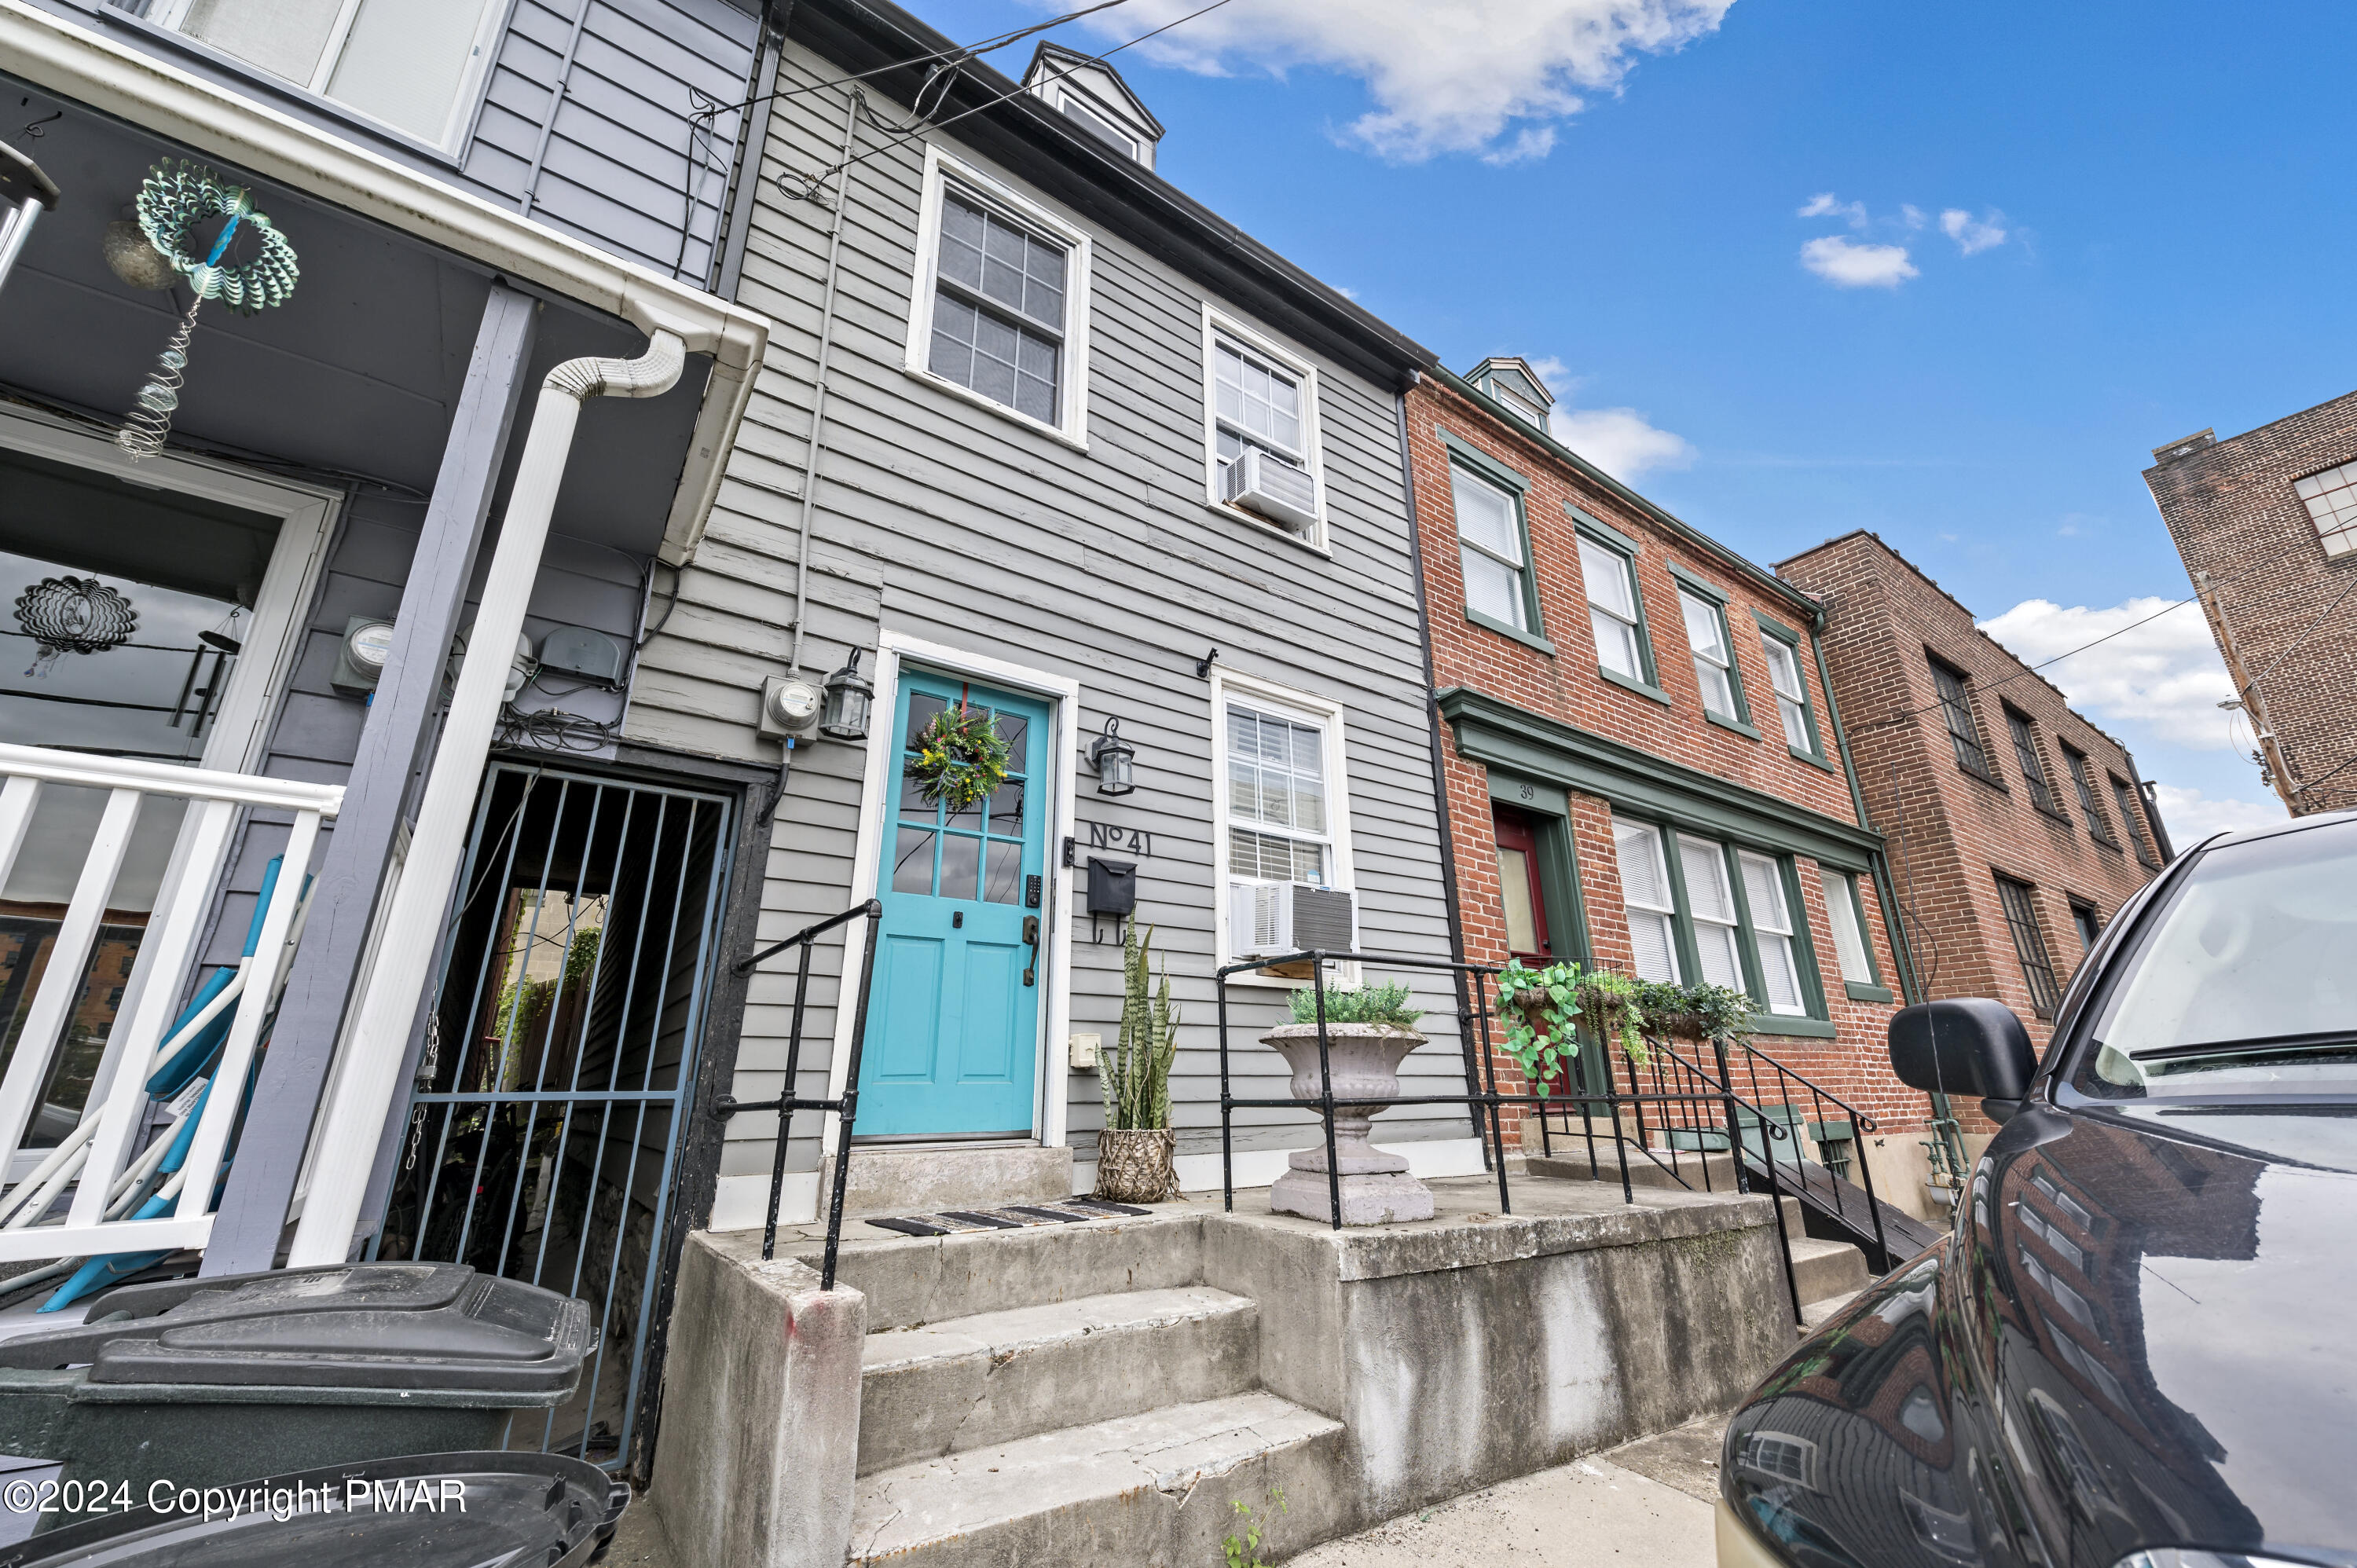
top-left (1776, 532), bottom-right (2168, 1087)
top-left (1404, 362), bottom-right (1925, 1195)
top-left (2143, 393), bottom-right (2357, 817)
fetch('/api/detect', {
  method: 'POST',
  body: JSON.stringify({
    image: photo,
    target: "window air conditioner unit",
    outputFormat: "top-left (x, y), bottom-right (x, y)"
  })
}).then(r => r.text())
top-left (1223, 449), bottom-right (1319, 535)
top-left (1230, 881), bottom-right (1357, 976)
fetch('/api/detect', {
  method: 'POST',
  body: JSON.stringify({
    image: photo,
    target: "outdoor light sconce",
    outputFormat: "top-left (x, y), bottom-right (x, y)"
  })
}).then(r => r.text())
top-left (821, 648), bottom-right (873, 742)
top-left (1087, 717), bottom-right (1137, 796)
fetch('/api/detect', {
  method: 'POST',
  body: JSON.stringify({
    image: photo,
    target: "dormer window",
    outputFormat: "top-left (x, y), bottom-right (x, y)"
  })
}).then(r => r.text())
top-left (1464, 357), bottom-right (1556, 434)
top-left (1023, 42), bottom-right (1165, 170)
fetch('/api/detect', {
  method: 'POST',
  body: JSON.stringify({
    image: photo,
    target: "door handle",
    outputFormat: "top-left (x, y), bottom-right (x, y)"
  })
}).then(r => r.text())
top-left (1021, 914), bottom-right (1040, 987)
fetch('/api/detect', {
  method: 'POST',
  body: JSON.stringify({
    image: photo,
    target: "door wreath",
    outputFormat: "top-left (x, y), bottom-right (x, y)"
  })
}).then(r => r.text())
top-left (906, 702), bottom-right (1013, 812)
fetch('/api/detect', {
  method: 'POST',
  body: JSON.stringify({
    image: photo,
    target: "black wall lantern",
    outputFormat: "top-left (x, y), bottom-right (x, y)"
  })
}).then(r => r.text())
top-left (820, 648), bottom-right (873, 742)
top-left (1087, 716), bottom-right (1137, 796)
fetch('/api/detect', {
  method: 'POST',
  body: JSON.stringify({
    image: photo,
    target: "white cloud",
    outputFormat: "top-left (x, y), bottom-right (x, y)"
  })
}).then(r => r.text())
top-left (1527, 357), bottom-right (1695, 482)
top-left (1976, 596), bottom-right (2237, 743)
top-left (2150, 784), bottom-right (2286, 844)
top-left (1939, 207), bottom-right (2007, 255)
top-left (1798, 192), bottom-right (1867, 229)
top-left (1071, 0), bottom-right (1735, 163)
top-left (1798, 236), bottom-right (1918, 288)
top-left (1900, 203), bottom-right (1926, 230)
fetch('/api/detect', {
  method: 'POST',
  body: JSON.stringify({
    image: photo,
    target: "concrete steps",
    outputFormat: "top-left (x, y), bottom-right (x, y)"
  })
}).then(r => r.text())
top-left (848, 1391), bottom-right (1345, 1567)
top-left (858, 1286), bottom-right (1260, 1475)
top-left (1788, 1236), bottom-right (1870, 1308)
top-left (790, 1208), bottom-right (1203, 1330)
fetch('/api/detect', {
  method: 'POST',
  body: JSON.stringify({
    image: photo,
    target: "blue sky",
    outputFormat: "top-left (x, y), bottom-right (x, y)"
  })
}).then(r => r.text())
top-left (897, 0), bottom-right (2344, 837)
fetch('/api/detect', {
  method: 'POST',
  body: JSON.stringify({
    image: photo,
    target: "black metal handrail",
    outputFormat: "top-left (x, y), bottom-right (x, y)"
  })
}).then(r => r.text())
top-left (1214, 949), bottom-right (1812, 1323)
top-left (709, 898), bottom-right (883, 1288)
top-left (1710, 1035), bottom-right (1893, 1269)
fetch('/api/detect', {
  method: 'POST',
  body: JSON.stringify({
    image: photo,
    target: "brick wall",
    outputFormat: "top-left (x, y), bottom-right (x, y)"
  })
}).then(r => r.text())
top-left (1776, 531), bottom-right (2164, 1109)
top-left (1405, 377), bottom-right (1920, 1141)
top-left (2143, 391), bottom-right (2357, 815)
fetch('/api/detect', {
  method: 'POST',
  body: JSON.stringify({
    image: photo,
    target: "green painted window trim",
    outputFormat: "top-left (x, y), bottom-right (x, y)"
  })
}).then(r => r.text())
top-left (1672, 577), bottom-right (1754, 731)
top-left (1567, 504), bottom-right (1641, 555)
top-left (1600, 666), bottom-right (1673, 705)
top-left (1751, 609), bottom-right (1831, 768)
top-left (1845, 981), bottom-right (1896, 1004)
top-left (1706, 710), bottom-right (1763, 741)
top-left (1632, 815), bottom-right (1831, 1028)
top-left (1436, 687), bottom-right (1886, 874)
top-left (1665, 562), bottom-right (1729, 604)
top-left (1572, 518), bottom-right (1664, 696)
top-left (1747, 1014), bottom-right (1838, 1040)
top-left (1436, 427), bottom-right (1531, 492)
top-left (1440, 431), bottom-right (1547, 639)
top-left (1467, 608), bottom-right (1556, 656)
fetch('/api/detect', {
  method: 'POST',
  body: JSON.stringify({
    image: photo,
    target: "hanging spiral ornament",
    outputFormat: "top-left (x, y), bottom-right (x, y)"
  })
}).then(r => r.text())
top-left (115, 162), bottom-right (299, 461)
top-left (15, 576), bottom-right (138, 679)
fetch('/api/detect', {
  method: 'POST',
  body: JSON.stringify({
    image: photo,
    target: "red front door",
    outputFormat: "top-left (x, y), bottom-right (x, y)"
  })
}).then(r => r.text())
top-left (1491, 807), bottom-right (1552, 965)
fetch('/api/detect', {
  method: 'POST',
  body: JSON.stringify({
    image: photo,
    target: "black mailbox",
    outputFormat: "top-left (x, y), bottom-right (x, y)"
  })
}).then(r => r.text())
top-left (1086, 857), bottom-right (1137, 917)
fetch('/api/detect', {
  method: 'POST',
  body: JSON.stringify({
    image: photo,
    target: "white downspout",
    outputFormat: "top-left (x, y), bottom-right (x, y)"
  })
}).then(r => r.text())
top-left (287, 331), bottom-right (686, 1268)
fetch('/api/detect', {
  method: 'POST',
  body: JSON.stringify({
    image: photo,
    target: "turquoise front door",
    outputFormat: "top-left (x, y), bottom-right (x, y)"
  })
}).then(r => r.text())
top-left (858, 673), bottom-right (1050, 1137)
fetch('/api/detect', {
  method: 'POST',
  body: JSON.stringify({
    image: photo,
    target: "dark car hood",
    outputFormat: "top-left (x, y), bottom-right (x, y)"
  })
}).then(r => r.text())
top-left (1725, 1102), bottom-right (2357, 1568)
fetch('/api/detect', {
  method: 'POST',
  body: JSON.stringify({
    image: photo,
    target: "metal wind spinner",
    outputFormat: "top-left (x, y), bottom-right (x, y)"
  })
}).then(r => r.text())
top-left (116, 162), bottom-right (299, 461)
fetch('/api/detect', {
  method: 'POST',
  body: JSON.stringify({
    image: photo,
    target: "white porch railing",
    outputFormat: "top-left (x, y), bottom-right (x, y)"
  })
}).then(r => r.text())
top-left (0, 743), bottom-right (341, 1266)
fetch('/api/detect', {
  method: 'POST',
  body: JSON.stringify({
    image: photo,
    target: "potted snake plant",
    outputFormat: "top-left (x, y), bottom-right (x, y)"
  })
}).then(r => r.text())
top-left (1095, 921), bottom-right (1179, 1203)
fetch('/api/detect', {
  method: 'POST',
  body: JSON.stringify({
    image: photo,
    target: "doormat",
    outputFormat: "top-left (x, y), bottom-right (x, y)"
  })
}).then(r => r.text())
top-left (864, 1197), bottom-right (1153, 1237)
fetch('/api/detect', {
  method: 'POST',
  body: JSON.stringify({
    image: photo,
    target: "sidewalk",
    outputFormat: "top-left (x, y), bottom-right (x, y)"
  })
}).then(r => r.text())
top-left (1285, 1414), bottom-right (1727, 1568)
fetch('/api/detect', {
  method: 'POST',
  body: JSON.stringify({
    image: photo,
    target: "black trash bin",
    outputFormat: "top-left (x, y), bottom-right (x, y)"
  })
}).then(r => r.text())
top-left (0, 1449), bottom-right (625, 1567)
top-left (0, 1263), bottom-right (588, 1511)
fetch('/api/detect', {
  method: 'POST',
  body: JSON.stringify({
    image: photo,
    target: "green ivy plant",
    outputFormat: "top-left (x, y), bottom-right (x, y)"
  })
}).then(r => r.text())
top-left (1494, 960), bottom-right (1659, 1089)
top-left (1285, 979), bottom-right (1424, 1031)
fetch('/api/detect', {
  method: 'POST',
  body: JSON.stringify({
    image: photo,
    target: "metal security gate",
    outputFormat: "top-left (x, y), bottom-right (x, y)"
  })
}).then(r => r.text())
top-left (373, 762), bottom-right (733, 1470)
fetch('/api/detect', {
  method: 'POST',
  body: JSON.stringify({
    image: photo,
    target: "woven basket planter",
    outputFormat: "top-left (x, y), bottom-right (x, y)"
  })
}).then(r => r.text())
top-left (1094, 1127), bottom-right (1176, 1203)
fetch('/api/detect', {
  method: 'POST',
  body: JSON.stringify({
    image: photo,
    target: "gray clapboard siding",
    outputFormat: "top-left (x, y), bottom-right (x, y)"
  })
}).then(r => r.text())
top-left (654, 47), bottom-right (1464, 1200)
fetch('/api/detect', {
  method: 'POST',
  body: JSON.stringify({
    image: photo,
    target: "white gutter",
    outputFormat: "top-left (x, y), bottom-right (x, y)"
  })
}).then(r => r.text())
top-left (288, 332), bottom-right (687, 1267)
top-left (0, 0), bottom-right (768, 563)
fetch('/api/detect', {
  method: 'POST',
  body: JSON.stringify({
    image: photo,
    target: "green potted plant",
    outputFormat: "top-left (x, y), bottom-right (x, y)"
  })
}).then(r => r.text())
top-left (1495, 959), bottom-right (1652, 1090)
top-left (1634, 980), bottom-right (1756, 1049)
top-left (1095, 922), bottom-right (1179, 1203)
top-left (1262, 980), bottom-right (1434, 1224)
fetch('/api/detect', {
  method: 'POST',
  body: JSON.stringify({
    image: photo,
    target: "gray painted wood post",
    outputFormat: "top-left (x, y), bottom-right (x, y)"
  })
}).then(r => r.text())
top-left (202, 283), bottom-right (540, 1276)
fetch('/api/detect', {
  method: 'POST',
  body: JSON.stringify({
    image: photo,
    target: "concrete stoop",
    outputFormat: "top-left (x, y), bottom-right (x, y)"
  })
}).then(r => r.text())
top-left (848, 1392), bottom-right (1348, 1567)
top-left (654, 1174), bottom-right (1799, 1568)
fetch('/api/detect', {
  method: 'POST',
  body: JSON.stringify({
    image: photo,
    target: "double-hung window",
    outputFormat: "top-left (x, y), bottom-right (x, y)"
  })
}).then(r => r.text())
top-left (1453, 467), bottom-right (1534, 635)
top-left (2110, 777), bottom-right (2159, 866)
top-left (1612, 821), bottom-right (1681, 981)
top-left (1930, 658), bottom-right (1996, 781)
top-left (1204, 313), bottom-right (1324, 543)
top-left (1818, 870), bottom-right (1875, 985)
top-left (1758, 628), bottom-right (1819, 757)
top-left (1995, 874), bottom-right (2062, 1018)
top-left (1611, 819), bottom-right (1820, 1020)
top-left (911, 152), bottom-right (1089, 440)
top-left (115, 0), bottom-right (507, 148)
top-left (2064, 746), bottom-right (2115, 846)
top-left (1677, 588), bottom-right (1743, 724)
top-left (1213, 674), bottom-right (1363, 977)
top-left (2006, 707), bottom-right (2061, 816)
top-left (1579, 534), bottom-right (1651, 687)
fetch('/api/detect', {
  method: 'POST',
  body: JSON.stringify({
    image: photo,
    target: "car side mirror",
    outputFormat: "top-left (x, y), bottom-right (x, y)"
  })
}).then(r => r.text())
top-left (1889, 998), bottom-right (2038, 1123)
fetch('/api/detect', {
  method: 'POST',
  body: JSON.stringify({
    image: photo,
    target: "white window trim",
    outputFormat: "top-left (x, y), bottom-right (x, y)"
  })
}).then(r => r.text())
top-left (904, 145), bottom-right (1094, 451)
top-left (1054, 87), bottom-right (1141, 159)
top-left (135, 0), bottom-right (511, 156)
top-left (1210, 668), bottom-right (1357, 986)
top-left (1199, 304), bottom-right (1330, 554)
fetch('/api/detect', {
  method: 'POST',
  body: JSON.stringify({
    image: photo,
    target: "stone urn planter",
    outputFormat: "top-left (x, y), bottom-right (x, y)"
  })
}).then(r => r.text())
top-left (1094, 1127), bottom-right (1177, 1203)
top-left (1261, 1021), bottom-right (1434, 1225)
